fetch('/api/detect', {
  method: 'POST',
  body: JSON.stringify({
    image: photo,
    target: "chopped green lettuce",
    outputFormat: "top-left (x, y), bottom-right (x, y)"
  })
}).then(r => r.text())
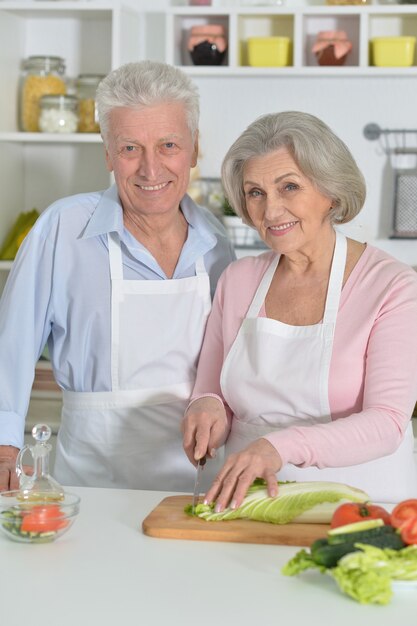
top-left (283, 542), bottom-right (417, 605)
top-left (281, 549), bottom-right (326, 576)
top-left (333, 543), bottom-right (417, 581)
top-left (331, 563), bottom-right (392, 605)
top-left (186, 480), bottom-right (368, 525)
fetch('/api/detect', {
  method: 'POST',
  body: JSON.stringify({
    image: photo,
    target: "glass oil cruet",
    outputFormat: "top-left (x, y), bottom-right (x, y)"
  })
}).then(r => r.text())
top-left (15, 424), bottom-right (64, 501)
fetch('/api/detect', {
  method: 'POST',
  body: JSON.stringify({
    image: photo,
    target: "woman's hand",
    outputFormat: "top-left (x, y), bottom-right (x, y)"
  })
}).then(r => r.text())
top-left (182, 397), bottom-right (230, 466)
top-left (204, 438), bottom-right (283, 512)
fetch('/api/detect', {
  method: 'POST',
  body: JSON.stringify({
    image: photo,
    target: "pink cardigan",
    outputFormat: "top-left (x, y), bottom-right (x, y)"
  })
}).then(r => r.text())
top-left (191, 244), bottom-right (417, 469)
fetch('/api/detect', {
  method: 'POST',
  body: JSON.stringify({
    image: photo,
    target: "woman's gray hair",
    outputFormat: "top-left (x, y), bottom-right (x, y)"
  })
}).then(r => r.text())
top-left (96, 60), bottom-right (200, 144)
top-left (221, 111), bottom-right (366, 225)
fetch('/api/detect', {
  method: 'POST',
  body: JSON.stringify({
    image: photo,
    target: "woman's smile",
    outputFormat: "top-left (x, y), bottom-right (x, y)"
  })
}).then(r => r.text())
top-left (268, 220), bottom-right (299, 235)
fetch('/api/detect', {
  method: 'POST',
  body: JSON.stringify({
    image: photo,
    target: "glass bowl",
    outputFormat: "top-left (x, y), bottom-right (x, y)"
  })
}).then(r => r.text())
top-left (0, 491), bottom-right (80, 543)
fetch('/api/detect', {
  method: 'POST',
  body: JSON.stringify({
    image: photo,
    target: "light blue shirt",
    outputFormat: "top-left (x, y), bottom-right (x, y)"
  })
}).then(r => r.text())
top-left (0, 184), bottom-right (235, 448)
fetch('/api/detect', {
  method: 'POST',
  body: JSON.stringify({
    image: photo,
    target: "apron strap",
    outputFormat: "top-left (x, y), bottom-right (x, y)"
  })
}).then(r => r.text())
top-left (108, 231), bottom-right (123, 280)
top-left (108, 232), bottom-right (123, 391)
top-left (247, 254), bottom-right (280, 318)
top-left (195, 255), bottom-right (206, 276)
top-left (322, 231), bottom-right (347, 325)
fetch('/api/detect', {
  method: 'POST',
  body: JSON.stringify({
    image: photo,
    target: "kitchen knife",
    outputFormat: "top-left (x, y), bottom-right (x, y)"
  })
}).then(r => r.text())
top-left (191, 456), bottom-right (206, 514)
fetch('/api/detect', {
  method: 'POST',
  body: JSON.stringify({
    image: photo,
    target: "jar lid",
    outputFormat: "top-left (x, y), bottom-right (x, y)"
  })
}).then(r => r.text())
top-left (76, 73), bottom-right (105, 87)
top-left (22, 55), bottom-right (66, 72)
top-left (40, 94), bottom-right (78, 107)
top-left (77, 73), bottom-right (105, 82)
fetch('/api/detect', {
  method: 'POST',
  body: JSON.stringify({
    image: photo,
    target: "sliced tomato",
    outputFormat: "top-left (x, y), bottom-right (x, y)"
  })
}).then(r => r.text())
top-left (391, 499), bottom-right (417, 530)
top-left (21, 504), bottom-right (68, 533)
top-left (399, 515), bottom-right (417, 545)
top-left (330, 502), bottom-right (391, 529)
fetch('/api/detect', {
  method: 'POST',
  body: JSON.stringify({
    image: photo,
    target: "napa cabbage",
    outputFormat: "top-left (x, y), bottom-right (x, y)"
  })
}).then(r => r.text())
top-left (185, 480), bottom-right (368, 525)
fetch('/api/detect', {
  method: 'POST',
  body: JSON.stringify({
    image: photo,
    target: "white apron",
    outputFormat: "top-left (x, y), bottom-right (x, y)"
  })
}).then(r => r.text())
top-left (54, 231), bottom-right (220, 491)
top-left (221, 231), bottom-right (417, 503)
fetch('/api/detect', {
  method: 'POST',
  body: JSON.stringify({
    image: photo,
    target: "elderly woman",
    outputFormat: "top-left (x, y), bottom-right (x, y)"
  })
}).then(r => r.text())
top-left (0, 61), bottom-right (235, 492)
top-left (182, 111), bottom-right (417, 507)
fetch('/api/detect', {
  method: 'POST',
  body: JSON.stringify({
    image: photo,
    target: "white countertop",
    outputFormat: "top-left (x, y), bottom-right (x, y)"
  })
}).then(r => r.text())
top-left (0, 487), bottom-right (415, 625)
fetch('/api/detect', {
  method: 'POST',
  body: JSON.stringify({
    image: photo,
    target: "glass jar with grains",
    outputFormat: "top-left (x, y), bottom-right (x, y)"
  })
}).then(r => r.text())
top-left (19, 56), bottom-right (67, 132)
top-left (38, 95), bottom-right (79, 133)
top-left (76, 74), bottom-right (104, 133)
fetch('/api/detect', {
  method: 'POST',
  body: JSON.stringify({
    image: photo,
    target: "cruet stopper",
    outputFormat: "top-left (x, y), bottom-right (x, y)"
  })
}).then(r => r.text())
top-left (16, 423), bottom-right (64, 501)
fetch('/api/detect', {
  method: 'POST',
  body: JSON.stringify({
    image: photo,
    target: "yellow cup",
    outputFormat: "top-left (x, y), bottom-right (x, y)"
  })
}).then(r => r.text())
top-left (247, 37), bottom-right (291, 67)
top-left (371, 36), bottom-right (416, 67)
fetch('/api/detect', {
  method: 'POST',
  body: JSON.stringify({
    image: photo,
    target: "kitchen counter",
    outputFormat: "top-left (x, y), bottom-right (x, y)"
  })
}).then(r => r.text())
top-left (0, 487), bottom-right (415, 626)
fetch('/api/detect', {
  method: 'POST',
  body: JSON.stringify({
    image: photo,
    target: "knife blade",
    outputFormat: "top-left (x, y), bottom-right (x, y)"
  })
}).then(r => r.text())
top-left (191, 456), bottom-right (206, 514)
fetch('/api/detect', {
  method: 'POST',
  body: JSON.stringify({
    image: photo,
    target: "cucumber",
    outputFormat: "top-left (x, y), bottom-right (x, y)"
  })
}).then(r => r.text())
top-left (328, 524), bottom-right (395, 546)
top-left (310, 527), bottom-right (405, 568)
top-left (312, 542), bottom-right (355, 568)
top-left (328, 519), bottom-right (384, 536)
top-left (357, 532), bottom-right (405, 551)
top-left (311, 537), bottom-right (328, 554)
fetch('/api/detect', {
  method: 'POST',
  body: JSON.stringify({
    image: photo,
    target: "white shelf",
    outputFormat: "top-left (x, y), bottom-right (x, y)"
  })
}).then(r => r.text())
top-left (0, 260), bottom-right (13, 271)
top-left (164, 4), bottom-right (417, 73)
top-left (0, 132), bottom-right (103, 143)
top-left (0, 1), bottom-right (117, 15)
top-left (30, 389), bottom-right (62, 401)
top-left (178, 64), bottom-right (417, 77)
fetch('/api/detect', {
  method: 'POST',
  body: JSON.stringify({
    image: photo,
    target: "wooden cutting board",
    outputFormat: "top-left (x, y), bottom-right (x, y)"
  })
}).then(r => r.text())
top-left (142, 495), bottom-right (330, 546)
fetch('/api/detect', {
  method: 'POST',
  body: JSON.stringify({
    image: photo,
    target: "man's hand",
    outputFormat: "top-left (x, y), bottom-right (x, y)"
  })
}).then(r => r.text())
top-left (0, 445), bottom-right (20, 491)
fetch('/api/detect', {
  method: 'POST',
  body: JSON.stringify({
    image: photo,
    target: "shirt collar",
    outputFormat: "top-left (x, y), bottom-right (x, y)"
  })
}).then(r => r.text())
top-left (178, 194), bottom-right (218, 249)
top-left (82, 184), bottom-right (218, 251)
top-left (82, 184), bottom-right (124, 239)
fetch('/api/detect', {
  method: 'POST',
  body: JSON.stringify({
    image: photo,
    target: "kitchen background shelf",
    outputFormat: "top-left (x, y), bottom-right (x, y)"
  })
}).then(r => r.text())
top-left (161, 4), bottom-right (417, 74)
top-left (0, 133), bottom-right (102, 143)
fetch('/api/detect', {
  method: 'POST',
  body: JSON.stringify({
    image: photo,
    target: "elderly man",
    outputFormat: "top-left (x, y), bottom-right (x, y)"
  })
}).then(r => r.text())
top-left (0, 61), bottom-right (235, 491)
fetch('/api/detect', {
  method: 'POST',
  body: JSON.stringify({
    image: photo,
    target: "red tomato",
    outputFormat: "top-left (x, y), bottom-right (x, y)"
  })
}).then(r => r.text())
top-left (330, 502), bottom-right (391, 528)
top-left (391, 499), bottom-right (417, 530)
top-left (399, 515), bottom-right (417, 545)
top-left (21, 505), bottom-right (68, 533)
